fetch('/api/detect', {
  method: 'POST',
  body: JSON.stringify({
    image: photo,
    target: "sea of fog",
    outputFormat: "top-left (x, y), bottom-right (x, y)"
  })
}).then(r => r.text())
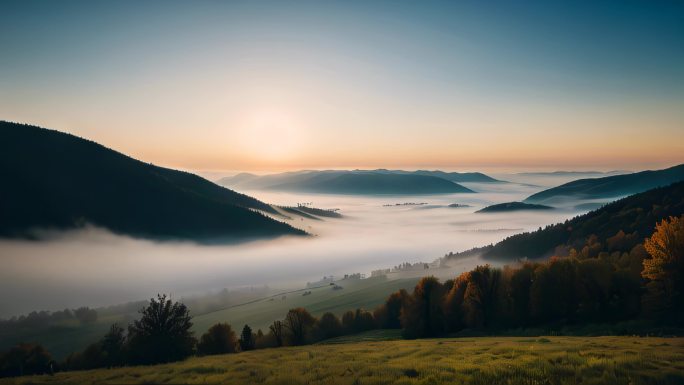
top-left (0, 173), bottom-right (604, 317)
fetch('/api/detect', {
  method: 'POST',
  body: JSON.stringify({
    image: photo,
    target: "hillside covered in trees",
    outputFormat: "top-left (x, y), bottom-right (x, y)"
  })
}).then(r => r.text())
top-left (274, 172), bottom-right (474, 195)
top-left (525, 164), bottom-right (684, 203)
top-left (448, 182), bottom-right (684, 261)
top-left (384, 169), bottom-right (502, 183)
top-left (476, 202), bottom-right (553, 213)
top-left (0, 122), bottom-right (305, 242)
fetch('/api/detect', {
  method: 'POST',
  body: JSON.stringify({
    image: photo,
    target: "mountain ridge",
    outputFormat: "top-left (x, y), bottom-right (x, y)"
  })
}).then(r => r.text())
top-left (0, 121), bottom-right (305, 242)
top-left (217, 169), bottom-right (498, 194)
top-left (476, 202), bottom-right (554, 213)
top-left (525, 164), bottom-right (684, 203)
top-left (447, 181), bottom-right (684, 261)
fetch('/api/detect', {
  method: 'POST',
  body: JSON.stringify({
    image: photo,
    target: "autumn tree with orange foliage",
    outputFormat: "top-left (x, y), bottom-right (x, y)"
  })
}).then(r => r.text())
top-left (642, 215), bottom-right (684, 321)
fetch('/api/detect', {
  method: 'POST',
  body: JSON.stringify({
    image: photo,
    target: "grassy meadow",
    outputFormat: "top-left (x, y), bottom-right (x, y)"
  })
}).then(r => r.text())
top-left (3, 335), bottom-right (682, 385)
top-left (191, 276), bottom-right (420, 335)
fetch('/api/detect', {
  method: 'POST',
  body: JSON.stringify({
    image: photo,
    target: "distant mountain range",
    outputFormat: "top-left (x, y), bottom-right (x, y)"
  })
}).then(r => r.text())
top-left (525, 164), bottom-right (684, 204)
top-left (449, 181), bottom-right (684, 261)
top-left (477, 202), bottom-right (553, 213)
top-left (517, 170), bottom-right (628, 177)
top-left (0, 121), bottom-right (305, 242)
top-left (385, 169), bottom-right (502, 183)
top-left (217, 169), bottom-right (501, 195)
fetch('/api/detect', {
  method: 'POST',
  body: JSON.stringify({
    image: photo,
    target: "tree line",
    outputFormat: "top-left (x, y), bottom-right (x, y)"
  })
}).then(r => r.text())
top-left (1, 215), bottom-right (682, 378)
top-left (0, 307), bottom-right (97, 330)
top-left (392, 215), bottom-right (682, 338)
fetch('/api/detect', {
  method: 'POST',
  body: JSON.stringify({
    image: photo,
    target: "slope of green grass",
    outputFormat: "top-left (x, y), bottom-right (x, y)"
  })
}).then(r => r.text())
top-left (191, 276), bottom-right (420, 334)
top-left (4, 336), bottom-right (682, 385)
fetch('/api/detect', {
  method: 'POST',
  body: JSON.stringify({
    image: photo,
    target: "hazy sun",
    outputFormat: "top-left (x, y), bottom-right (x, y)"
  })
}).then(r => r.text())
top-left (235, 108), bottom-right (305, 163)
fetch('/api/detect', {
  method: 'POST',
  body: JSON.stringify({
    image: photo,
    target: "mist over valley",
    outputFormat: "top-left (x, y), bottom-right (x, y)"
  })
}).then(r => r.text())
top-left (0, 178), bottom-right (588, 318)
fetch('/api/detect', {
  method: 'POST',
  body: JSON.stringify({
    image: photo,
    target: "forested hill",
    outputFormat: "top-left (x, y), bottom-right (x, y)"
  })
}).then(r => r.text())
top-left (476, 202), bottom-right (553, 213)
top-left (217, 170), bottom-right (474, 195)
top-left (0, 121), bottom-right (305, 241)
top-left (218, 169), bottom-right (488, 193)
top-left (449, 181), bottom-right (684, 261)
top-left (271, 172), bottom-right (474, 194)
top-left (385, 169), bottom-right (502, 183)
top-left (525, 164), bottom-right (684, 203)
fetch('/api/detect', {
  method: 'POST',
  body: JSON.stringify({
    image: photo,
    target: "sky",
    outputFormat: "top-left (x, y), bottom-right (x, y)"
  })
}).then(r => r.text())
top-left (1, 0), bottom-right (683, 173)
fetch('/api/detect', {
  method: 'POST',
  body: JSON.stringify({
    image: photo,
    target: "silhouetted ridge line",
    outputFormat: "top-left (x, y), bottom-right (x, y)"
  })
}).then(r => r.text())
top-left (525, 164), bottom-right (684, 203)
top-left (448, 182), bottom-right (684, 261)
top-left (0, 121), bottom-right (305, 242)
top-left (218, 169), bottom-right (479, 195)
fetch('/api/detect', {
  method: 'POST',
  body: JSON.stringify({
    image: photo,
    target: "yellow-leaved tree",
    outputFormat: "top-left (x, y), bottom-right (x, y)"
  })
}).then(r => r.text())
top-left (641, 215), bottom-right (684, 320)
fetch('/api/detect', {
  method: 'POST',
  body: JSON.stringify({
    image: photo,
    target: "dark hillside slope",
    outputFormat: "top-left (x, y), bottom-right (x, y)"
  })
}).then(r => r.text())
top-left (0, 121), bottom-right (304, 241)
top-left (271, 172), bottom-right (474, 194)
top-left (525, 164), bottom-right (684, 203)
top-left (403, 170), bottom-right (502, 183)
top-left (477, 202), bottom-right (553, 213)
top-left (217, 169), bottom-right (495, 192)
top-left (449, 182), bottom-right (684, 261)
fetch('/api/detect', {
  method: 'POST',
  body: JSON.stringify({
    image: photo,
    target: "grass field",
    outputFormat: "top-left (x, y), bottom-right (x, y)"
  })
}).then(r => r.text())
top-left (191, 276), bottom-right (419, 335)
top-left (3, 335), bottom-right (682, 385)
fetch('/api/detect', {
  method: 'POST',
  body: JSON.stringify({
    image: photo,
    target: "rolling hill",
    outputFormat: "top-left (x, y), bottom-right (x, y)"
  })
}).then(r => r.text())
top-left (0, 121), bottom-right (305, 241)
top-left (218, 170), bottom-right (476, 194)
top-left (517, 170), bottom-right (628, 177)
top-left (382, 169), bottom-right (503, 183)
top-left (525, 164), bottom-right (684, 203)
top-left (476, 202), bottom-right (553, 213)
top-left (449, 181), bottom-right (684, 261)
top-left (270, 172), bottom-right (474, 195)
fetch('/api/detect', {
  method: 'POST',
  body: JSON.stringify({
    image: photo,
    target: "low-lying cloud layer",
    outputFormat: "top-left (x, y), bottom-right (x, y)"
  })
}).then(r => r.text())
top-left (0, 179), bottom-right (590, 318)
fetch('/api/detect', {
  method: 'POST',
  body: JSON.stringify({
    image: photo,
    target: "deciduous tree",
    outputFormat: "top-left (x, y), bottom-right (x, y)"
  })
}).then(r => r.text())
top-left (126, 294), bottom-right (196, 364)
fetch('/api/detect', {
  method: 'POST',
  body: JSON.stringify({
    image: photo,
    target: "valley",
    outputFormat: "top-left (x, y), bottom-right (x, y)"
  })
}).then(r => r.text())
top-left (2, 2), bottom-right (682, 382)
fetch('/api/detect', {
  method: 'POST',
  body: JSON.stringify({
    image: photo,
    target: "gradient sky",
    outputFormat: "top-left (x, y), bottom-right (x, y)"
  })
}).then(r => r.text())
top-left (1, 0), bottom-right (683, 172)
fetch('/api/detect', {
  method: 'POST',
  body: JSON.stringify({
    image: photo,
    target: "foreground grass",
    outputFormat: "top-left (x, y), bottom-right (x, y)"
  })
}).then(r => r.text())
top-left (3, 336), bottom-right (683, 385)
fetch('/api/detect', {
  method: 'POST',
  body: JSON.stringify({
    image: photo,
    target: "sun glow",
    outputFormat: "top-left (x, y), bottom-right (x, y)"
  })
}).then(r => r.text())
top-left (235, 108), bottom-right (307, 163)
